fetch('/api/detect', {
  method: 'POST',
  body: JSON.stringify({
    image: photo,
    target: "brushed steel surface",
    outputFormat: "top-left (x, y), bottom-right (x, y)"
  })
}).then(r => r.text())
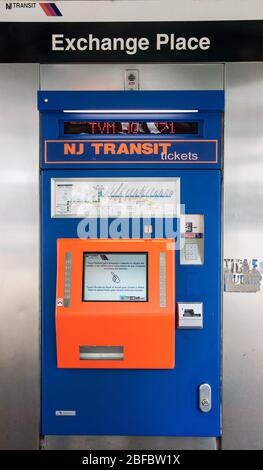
top-left (223, 63), bottom-right (263, 450)
top-left (0, 64), bottom-right (40, 449)
top-left (40, 64), bottom-right (224, 90)
top-left (43, 436), bottom-right (217, 451)
top-left (79, 346), bottom-right (124, 360)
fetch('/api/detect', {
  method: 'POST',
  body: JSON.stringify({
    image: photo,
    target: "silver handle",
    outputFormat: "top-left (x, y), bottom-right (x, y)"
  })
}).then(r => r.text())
top-left (199, 383), bottom-right (212, 412)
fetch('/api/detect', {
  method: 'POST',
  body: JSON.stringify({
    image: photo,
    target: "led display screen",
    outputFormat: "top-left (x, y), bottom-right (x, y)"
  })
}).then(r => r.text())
top-left (83, 252), bottom-right (148, 302)
top-left (64, 121), bottom-right (198, 135)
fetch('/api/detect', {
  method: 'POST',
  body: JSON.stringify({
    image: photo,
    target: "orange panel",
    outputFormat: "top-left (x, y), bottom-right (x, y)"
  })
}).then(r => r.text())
top-left (56, 238), bottom-right (175, 369)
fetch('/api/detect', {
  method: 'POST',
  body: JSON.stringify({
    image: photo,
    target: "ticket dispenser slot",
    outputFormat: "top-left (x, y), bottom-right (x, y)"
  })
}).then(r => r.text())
top-left (56, 238), bottom-right (175, 369)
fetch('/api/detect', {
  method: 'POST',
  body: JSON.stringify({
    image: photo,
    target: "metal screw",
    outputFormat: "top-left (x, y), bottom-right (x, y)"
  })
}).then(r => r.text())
top-left (44, 98), bottom-right (48, 103)
top-left (201, 398), bottom-right (210, 407)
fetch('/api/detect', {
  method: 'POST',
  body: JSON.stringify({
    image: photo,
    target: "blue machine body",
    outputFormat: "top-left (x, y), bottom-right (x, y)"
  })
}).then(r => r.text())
top-left (39, 91), bottom-right (223, 436)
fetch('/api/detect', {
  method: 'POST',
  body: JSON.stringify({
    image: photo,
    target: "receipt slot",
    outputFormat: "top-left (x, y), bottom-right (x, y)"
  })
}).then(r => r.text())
top-left (39, 90), bottom-right (223, 437)
top-left (56, 238), bottom-right (175, 369)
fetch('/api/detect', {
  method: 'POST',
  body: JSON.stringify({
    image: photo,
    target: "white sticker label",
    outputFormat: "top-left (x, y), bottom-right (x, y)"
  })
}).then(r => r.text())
top-left (55, 410), bottom-right (76, 416)
top-left (51, 178), bottom-right (180, 218)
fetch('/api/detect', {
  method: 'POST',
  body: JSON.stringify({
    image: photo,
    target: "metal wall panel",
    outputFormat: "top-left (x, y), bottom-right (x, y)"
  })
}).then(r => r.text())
top-left (0, 64), bottom-right (39, 450)
top-left (43, 436), bottom-right (217, 450)
top-left (223, 63), bottom-right (263, 450)
top-left (40, 64), bottom-right (224, 90)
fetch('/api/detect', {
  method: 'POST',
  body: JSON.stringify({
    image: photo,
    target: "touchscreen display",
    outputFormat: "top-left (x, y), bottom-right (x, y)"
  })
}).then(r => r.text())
top-left (83, 252), bottom-right (148, 302)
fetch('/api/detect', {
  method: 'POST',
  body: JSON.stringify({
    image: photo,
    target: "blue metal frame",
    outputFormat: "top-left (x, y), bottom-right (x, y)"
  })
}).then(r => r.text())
top-left (39, 91), bottom-right (223, 170)
top-left (38, 90), bottom-right (224, 113)
top-left (40, 91), bottom-right (223, 437)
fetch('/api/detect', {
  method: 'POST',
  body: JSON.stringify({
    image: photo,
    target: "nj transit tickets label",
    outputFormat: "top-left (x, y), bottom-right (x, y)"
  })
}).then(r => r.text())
top-left (44, 139), bottom-right (218, 164)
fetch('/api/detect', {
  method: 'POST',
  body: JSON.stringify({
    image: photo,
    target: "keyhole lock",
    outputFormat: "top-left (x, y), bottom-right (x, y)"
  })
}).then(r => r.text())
top-left (201, 398), bottom-right (210, 407)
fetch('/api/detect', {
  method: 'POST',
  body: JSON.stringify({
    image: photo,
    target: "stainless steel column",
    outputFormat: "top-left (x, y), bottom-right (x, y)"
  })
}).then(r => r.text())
top-left (0, 64), bottom-right (40, 450)
top-left (223, 63), bottom-right (263, 450)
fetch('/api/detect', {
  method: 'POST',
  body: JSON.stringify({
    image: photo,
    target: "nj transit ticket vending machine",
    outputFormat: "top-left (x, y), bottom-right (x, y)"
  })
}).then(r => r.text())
top-left (39, 91), bottom-right (223, 436)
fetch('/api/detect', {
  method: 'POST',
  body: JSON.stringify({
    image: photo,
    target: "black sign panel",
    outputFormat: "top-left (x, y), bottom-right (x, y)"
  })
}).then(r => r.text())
top-left (0, 21), bottom-right (263, 62)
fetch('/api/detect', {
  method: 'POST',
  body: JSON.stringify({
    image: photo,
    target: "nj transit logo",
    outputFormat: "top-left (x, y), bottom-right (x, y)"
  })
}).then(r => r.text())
top-left (63, 142), bottom-right (179, 159)
top-left (64, 143), bottom-right (84, 156)
top-left (44, 139), bottom-right (219, 165)
top-left (5, 2), bottom-right (62, 15)
top-left (39, 3), bottom-right (62, 16)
